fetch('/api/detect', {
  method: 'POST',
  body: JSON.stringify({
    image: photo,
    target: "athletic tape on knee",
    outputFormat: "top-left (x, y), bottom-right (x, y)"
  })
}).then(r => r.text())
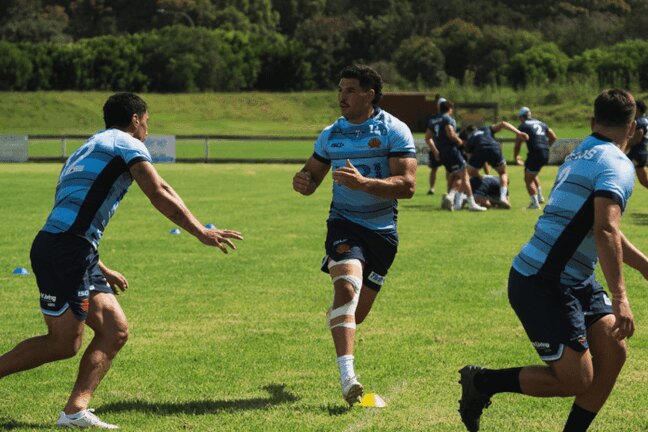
top-left (328, 274), bottom-right (362, 330)
top-left (328, 258), bottom-right (363, 272)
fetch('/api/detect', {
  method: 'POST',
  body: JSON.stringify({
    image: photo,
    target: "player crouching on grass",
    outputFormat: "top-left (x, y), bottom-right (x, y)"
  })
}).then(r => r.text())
top-left (293, 65), bottom-right (416, 406)
top-left (0, 92), bottom-right (242, 429)
top-left (458, 89), bottom-right (647, 432)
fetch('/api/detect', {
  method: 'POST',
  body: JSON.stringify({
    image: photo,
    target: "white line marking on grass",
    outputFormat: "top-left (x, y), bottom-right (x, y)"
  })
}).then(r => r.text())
top-left (344, 380), bottom-right (409, 432)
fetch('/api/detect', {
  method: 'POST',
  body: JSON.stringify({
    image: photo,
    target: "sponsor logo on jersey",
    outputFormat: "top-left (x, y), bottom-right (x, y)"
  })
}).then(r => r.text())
top-left (368, 271), bottom-right (385, 285)
top-left (368, 137), bottom-right (381, 148)
top-left (77, 290), bottom-right (90, 297)
top-left (532, 341), bottom-right (550, 350)
top-left (81, 298), bottom-right (90, 312)
top-left (331, 142), bottom-right (344, 148)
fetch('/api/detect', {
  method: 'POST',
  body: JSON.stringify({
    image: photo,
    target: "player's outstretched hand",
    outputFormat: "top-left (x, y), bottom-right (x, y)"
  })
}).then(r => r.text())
top-left (332, 159), bottom-right (366, 190)
top-left (515, 155), bottom-right (524, 166)
top-left (199, 228), bottom-right (243, 254)
top-left (293, 171), bottom-right (314, 195)
top-left (104, 269), bottom-right (129, 295)
top-left (612, 298), bottom-right (635, 340)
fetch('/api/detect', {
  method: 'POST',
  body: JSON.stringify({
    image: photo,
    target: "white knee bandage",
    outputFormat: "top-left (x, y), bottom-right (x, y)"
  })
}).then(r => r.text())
top-left (328, 274), bottom-right (362, 330)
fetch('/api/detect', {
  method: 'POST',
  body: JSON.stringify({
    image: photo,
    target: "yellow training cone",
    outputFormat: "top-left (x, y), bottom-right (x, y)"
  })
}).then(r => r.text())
top-left (358, 393), bottom-right (386, 408)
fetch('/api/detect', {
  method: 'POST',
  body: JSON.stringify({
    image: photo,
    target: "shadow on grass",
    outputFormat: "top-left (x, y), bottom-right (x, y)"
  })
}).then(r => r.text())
top-left (98, 384), bottom-right (298, 415)
top-left (400, 203), bottom-right (437, 211)
top-left (323, 404), bottom-right (351, 416)
top-left (0, 418), bottom-right (51, 430)
top-left (628, 213), bottom-right (648, 226)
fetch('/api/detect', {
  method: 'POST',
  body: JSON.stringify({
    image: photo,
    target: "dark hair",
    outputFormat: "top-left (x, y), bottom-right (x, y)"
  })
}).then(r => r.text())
top-left (339, 65), bottom-right (383, 104)
top-left (636, 100), bottom-right (646, 115)
top-left (439, 100), bottom-right (453, 114)
top-left (594, 89), bottom-right (635, 128)
top-left (460, 124), bottom-right (477, 140)
top-left (103, 92), bottom-right (148, 129)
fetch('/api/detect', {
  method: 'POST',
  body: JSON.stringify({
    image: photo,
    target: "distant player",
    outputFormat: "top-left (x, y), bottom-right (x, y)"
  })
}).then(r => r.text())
top-left (292, 65), bottom-right (416, 406)
top-left (0, 93), bottom-right (243, 429)
top-left (469, 174), bottom-right (509, 209)
top-left (435, 100), bottom-right (487, 212)
top-left (463, 122), bottom-right (529, 209)
top-left (626, 99), bottom-right (648, 189)
top-left (424, 97), bottom-right (446, 195)
top-left (459, 89), bottom-right (645, 432)
top-left (514, 107), bottom-right (557, 209)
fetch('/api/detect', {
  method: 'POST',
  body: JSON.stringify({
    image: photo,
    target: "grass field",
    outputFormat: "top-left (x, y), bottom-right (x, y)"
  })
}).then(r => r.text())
top-left (1, 162), bottom-right (647, 431)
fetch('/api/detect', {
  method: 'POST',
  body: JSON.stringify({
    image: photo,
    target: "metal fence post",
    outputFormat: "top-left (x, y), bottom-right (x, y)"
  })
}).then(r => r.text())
top-left (61, 136), bottom-right (67, 158)
top-left (204, 137), bottom-right (209, 162)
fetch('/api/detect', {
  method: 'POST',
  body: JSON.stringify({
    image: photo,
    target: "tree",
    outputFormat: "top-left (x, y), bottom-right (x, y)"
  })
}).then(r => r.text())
top-left (431, 19), bottom-right (482, 82)
top-left (0, 42), bottom-right (32, 90)
top-left (506, 43), bottom-right (569, 88)
top-left (393, 36), bottom-right (446, 87)
top-left (0, 0), bottom-right (69, 42)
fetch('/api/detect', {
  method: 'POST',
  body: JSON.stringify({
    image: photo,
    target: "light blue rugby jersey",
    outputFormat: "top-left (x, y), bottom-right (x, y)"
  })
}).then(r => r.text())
top-left (313, 108), bottom-right (416, 231)
top-left (42, 129), bottom-right (152, 248)
top-left (512, 133), bottom-right (635, 286)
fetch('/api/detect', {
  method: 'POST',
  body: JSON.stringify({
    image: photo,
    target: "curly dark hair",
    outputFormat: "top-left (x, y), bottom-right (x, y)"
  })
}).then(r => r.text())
top-left (103, 92), bottom-right (148, 129)
top-left (339, 65), bottom-right (383, 104)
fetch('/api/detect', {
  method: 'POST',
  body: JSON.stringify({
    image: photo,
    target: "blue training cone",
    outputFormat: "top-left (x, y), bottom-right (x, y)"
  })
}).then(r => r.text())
top-left (12, 267), bottom-right (29, 275)
top-left (169, 228), bottom-right (181, 235)
top-left (205, 223), bottom-right (217, 229)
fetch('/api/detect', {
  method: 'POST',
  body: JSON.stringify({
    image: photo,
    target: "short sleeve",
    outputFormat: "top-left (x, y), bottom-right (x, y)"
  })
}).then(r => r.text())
top-left (388, 120), bottom-right (416, 158)
top-left (593, 154), bottom-right (635, 211)
top-left (115, 135), bottom-right (152, 167)
top-left (312, 128), bottom-right (331, 164)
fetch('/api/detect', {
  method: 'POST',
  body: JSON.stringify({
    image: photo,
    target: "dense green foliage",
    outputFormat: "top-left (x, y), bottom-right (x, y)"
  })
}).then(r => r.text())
top-left (0, 0), bottom-right (647, 91)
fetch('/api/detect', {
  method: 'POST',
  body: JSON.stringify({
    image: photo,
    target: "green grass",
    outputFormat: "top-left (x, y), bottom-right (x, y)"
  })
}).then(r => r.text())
top-left (1, 163), bottom-right (648, 431)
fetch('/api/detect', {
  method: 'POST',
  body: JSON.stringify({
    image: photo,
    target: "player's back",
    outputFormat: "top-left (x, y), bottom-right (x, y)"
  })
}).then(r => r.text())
top-left (636, 116), bottom-right (648, 148)
top-left (42, 129), bottom-right (152, 247)
top-left (436, 113), bottom-right (458, 152)
top-left (426, 114), bottom-right (444, 141)
top-left (519, 119), bottom-right (550, 152)
top-left (466, 127), bottom-right (498, 153)
top-left (512, 133), bottom-right (634, 285)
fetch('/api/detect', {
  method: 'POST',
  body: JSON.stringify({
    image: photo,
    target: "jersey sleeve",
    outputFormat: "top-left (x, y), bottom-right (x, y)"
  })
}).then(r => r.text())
top-left (312, 127), bottom-right (331, 165)
top-left (115, 135), bottom-right (152, 167)
top-left (593, 154), bottom-right (635, 211)
top-left (388, 120), bottom-right (416, 158)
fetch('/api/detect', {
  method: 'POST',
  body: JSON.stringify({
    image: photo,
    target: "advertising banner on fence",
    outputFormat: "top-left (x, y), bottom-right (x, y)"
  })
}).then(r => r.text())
top-left (414, 138), bottom-right (428, 166)
top-left (144, 135), bottom-right (176, 163)
top-left (0, 135), bottom-right (28, 162)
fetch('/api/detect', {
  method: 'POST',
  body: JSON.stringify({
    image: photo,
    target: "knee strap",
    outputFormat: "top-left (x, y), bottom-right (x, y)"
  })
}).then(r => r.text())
top-left (328, 275), bottom-right (362, 330)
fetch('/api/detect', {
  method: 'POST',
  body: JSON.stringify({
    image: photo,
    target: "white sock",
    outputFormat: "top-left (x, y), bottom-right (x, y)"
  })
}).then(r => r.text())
top-left (337, 354), bottom-right (355, 384)
top-left (446, 190), bottom-right (456, 201)
top-left (500, 187), bottom-right (508, 201)
top-left (530, 195), bottom-right (540, 205)
top-left (467, 195), bottom-right (477, 207)
top-left (64, 410), bottom-right (86, 419)
top-left (537, 186), bottom-right (543, 198)
top-left (454, 192), bottom-right (465, 208)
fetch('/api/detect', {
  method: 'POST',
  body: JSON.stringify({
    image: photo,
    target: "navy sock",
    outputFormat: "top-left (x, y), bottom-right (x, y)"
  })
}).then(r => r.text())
top-left (473, 367), bottom-right (523, 396)
top-left (563, 403), bottom-right (597, 432)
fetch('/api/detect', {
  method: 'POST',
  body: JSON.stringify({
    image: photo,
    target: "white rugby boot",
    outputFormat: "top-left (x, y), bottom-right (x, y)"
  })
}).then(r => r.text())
top-left (341, 375), bottom-right (364, 406)
top-left (56, 409), bottom-right (119, 429)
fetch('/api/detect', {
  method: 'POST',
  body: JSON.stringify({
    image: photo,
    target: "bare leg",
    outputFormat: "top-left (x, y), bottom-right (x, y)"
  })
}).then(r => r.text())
top-left (63, 292), bottom-right (129, 414)
top-left (355, 286), bottom-right (378, 325)
top-left (496, 165), bottom-right (508, 192)
top-left (519, 346), bottom-right (593, 397)
top-left (429, 167), bottom-right (438, 191)
top-left (0, 311), bottom-right (83, 378)
top-left (525, 171), bottom-right (538, 196)
top-left (636, 166), bottom-right (648, 189)
top-left (574, 315), bottom-right (626, 412)
top-left (329, 261), bottom-right (364, 357)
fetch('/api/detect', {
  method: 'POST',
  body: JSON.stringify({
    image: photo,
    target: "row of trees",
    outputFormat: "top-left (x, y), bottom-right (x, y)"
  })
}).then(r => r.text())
top-left (1, 25), bottom-right (647, 92)
top-left (1, 0), bottom-right (647, 91)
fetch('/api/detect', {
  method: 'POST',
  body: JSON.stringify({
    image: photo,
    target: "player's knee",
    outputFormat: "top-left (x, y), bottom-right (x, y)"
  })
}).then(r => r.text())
top-left (562, 368), bottom-right (594, 395)
top-left (328, 275), bottom-right (362, 330)
top-left (112, 324), bottom-right (129, 350)
top-left (52, 335), bottom-right (83, 360)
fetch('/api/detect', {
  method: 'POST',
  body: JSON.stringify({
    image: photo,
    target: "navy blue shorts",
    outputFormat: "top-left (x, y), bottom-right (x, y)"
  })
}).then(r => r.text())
top-left (30, 231), bottom-right (113, 321)
top-left (428, 153), bottom-right (443, 168)
top-left (627, 146), bottom-right (647, 168)
top-left (468, 147), bottom-right (506, 170)
top-left (440, 147), bottom-right (467, 174)
top-left (525, 148), bottom-right (550, 173)
top-left (508, 267), bottom-right (612, 362)
top-left (321, 218), bottom-right (398, 292)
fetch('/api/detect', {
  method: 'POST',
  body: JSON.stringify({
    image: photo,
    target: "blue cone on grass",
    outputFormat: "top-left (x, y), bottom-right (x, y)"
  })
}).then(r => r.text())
top-left (13, 267), bottom-right (29, 275)
top-left (169, 228), bottom-right (181, 235)
top-left (205, 223), bottom-right (217, 229)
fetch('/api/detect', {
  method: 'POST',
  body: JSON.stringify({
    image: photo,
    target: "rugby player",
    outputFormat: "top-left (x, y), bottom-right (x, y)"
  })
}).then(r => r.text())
top-left (626, 100), bottom-right (648, 189)
top-left (424, 97), bottom-right (446, 195)
top-left (514, 107), bottom-right (557, 209)
top-left (292, 65), bottom-right (416, 406)
top-left (459, 89), bottom-right (645, 432)
top-left (0, 93), bottom-right (242, 429)
top-left (469, 174), bottom-right (510, 209)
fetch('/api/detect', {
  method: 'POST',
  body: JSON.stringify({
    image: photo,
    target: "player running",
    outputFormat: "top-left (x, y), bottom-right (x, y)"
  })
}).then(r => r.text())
top-left (292, 65), bottom-right (416, 406)
top-left (514, 107), bottom-right (557, 209)
top-left (459, 89), bottom-right (646, 432)
top-left (0, 93), bottom-right (242, 429)
top-left (424, 97), bottom-right (446, 195)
